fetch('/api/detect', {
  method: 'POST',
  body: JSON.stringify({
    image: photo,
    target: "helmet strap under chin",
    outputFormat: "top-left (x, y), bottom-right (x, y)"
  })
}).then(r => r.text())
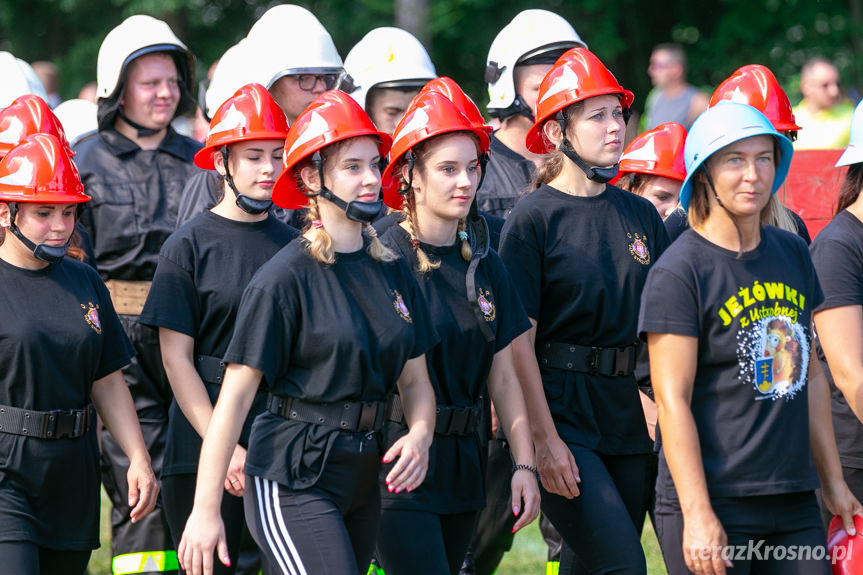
top-left (6, 202), bottom-right (69, 263)
top-left (308, 151), bottom-right (382, 224)
top-left (220, 147), bottom-right (272, 215)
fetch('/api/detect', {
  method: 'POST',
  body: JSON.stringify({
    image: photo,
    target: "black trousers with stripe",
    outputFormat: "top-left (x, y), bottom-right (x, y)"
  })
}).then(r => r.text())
top-left (244, 431), bottom-right (381, 575)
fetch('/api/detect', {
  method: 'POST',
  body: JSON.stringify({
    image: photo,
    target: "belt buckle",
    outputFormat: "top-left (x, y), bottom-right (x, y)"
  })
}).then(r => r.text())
top-left (449, 407), bottom-right (470, 435)
top-left (50, 409), bottom-right (77, 439)
top-left (587, 347), bottom-right (601, 375)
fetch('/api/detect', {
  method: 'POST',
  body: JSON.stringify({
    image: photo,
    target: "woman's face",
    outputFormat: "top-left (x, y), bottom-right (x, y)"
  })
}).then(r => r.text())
top-left (412, 133), bottom-right (480, 223)
top-left (636, 175), bottom-right (682, 219)
top-left (1, 202), bottom-right (76, 245)
top-left (704, 135), bottom-right (776, 218)
top-left (565, 94), bottom-right (625, 167)
top-left (324, 136), bottom-right (383, 205)
top-left (216, 139), bottom-right (284, 201)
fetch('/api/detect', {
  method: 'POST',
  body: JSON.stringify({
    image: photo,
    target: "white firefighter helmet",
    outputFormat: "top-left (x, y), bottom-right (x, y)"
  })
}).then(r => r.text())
top-left (95, 14), bottom-right (196, 130)
top-left (341, 27), bottom-right (436, 110)
top-left (203, 39), bottom-right (261, 120)
top-left (246, 4), bottom-right (343, 88)
top-left (0, 53), bottom-right (48, 109)
top-left (485, 9), bottom-right (586, 120)
top-left (53, 99), bottom-right (98, 146)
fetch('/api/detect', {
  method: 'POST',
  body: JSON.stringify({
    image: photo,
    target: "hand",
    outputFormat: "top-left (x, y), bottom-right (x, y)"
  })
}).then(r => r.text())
top-left (178, 507), bottom-right (230, 575)
top-left (383, 428), bottom-right (431, 494)
top-left (822, 478), bottom-right (863, 536)
top-left (534, 433), bottom-right (580, 498)
top-left (510, 467), bottom-right (541, 533)
top-left (682, 509), bottom-right (732, 575)
top-left (126, 453), bottom-right (158, 524)
top-left (639, 391), bottom-right (657, 442)
top-left (224, 444), bottom-right (247, 497)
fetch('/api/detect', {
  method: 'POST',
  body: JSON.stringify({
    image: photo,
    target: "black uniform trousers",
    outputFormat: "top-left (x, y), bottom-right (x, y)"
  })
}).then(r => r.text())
top-left (100, 315), bottom-right (176, 575)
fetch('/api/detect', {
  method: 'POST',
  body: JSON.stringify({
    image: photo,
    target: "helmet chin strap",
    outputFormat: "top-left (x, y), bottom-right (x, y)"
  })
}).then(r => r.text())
top-left (491, 94), bottom-right (535, 123)
top-left (6, 202), bottom-right (69, 263)
top-left (554, 111), bottom-right (619, 184)
top-left (118, 109), bottom-right (162, 138)
top-left (309, 151), bottom-right (382, 224)
top-left (220, 147), bottom-right (272, 215)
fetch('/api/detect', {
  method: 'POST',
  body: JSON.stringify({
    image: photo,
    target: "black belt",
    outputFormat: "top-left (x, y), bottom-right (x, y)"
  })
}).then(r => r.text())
top-left (266, 395), bottom-right (385, 432)
top-left (538, 342), bottom-right (638, 377)
top-left (195, 354), bottom-right (226, 384)
top-left (0, 404), bottom-right (94, 439)
top-left (386, 394), bottom-right (481, 436)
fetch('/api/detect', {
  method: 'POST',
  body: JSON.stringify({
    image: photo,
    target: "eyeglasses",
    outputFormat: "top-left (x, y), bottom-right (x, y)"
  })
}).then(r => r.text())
top-left (295, 74), bottom-right (340, 91)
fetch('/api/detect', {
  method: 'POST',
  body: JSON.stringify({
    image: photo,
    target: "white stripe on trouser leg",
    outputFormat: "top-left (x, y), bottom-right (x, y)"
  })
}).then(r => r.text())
top-left (254, 476), bottom-right (295, 575)
top-left (270, 480), bottom-right (309, 575)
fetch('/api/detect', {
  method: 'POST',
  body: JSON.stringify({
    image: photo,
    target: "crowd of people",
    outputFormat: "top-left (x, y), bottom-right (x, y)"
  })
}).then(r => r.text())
top-left (1, 5), bottom-right (862, 575)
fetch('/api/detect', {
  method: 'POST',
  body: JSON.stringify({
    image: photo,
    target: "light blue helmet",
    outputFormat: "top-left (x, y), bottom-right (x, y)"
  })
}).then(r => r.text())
top-left (835, 100), bottom-right (863, 168)
top-left (679, 101), bottom-right (793, 211)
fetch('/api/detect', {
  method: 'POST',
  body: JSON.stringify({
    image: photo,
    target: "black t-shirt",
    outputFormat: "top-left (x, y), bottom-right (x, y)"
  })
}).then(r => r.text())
top-left (0, 256), bottom-right (134, 548)
top-left (639, 226), bottom-right (823, 498)
top-left (811, 210), bottom-right (863, 469)
top-left (378, 224), bottom-right (530, 512)
top-left (139, 211), bottom-right (298, 476)
top-left (499, 183), bottom-right (669, 454)
top-left (223, 239), bottom-right (437, 489)
top-left (476, 133), bottom-right (536, 218)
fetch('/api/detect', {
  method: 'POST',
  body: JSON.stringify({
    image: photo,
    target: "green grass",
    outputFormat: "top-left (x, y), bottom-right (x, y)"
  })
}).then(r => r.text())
top-left (87, 491), bottom-right (668, 574)
top-left (496, 518), bottom-right (668, 574)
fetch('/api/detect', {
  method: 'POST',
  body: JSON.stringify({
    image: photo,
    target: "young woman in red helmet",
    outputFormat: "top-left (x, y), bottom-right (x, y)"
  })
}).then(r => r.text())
top-left (498, 48), bottom-right (669, 573)
top-left (0, 133), bottom-right (158, 575)
top-left (615, 121), bottom-right (687, 220)
top-left (138, 83), bottom-right (297, 574)
top-left (373, 87), bottom-right (540, 575)
top-left (664, 64), bottom-right (812, 244)
top-left (177, 90), bottom-right (436, 575)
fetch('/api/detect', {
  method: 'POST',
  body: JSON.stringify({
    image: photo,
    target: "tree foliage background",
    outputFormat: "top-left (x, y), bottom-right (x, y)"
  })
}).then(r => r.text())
top-left (0, 0), bottom-right (860, 114)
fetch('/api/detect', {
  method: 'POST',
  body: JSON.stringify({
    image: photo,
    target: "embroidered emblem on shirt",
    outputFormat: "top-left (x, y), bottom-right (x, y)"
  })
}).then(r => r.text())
top-left (477, 288), bottom-right (496, 322)
top-left (627, 232), bottom-right (651, 265)
top-left (392, 290), bottom-right (412, 323)
top-left (81, 302), bottom-right (102, 334)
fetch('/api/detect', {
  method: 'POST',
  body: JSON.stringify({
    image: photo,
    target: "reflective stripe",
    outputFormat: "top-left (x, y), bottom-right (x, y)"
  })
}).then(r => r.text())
top-left (546, 560), bottom-right (560, 575)
top-left (365, 565), bottom-right (385, 575)
top-left (112, 551), bottom-right (179, 574)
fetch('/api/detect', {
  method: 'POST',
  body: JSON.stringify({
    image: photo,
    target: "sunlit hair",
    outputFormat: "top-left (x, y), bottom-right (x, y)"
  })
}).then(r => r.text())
top-left (293, 137), bottom-right (396, 265)
top-left (394, 132), bottom-right (475, 272)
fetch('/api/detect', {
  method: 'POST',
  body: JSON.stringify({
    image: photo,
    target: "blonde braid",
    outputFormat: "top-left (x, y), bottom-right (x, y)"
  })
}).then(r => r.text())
top-left (364, 223), bottom-right (397, 262)
top-left (303, 195), bottom-right (335, 265)
top-left (458, 218), bottom-right (472, 262)
top-left (400, 191), bottom-right (439, 273)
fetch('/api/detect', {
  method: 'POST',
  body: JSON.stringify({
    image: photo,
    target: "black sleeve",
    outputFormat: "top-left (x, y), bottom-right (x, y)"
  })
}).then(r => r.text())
top-left (139, 254), bottom-right (200, 337)
top-left (810, 239), bottom-right (856, 312)
top-left (638, 266), bottom-right (700, 339)
top-left (90, 272), bottom-right (136, 379)
top-left (487, 252), bottom-right (531, 352)
top-left (499, 214), bottom-right (543, 320)
top-left (223, 285), bottom-right (292, 384)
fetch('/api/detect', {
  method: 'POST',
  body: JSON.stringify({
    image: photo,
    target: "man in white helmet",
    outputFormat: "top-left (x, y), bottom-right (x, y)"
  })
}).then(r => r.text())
top-left (0, 52), bottom-right (49, 108)
top-left (478, 9), bottom-right (586, 219)
top-left (176, 4), bottom-right (342, 228)
top-left (341, 27), bottom-right (436, 135)
top-left (73, 15), bottom-right (202, 575)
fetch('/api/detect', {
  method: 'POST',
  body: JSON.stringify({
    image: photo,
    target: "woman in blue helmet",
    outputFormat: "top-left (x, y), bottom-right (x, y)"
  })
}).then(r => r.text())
top-left (639, 101), bottom-right (862, 574)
